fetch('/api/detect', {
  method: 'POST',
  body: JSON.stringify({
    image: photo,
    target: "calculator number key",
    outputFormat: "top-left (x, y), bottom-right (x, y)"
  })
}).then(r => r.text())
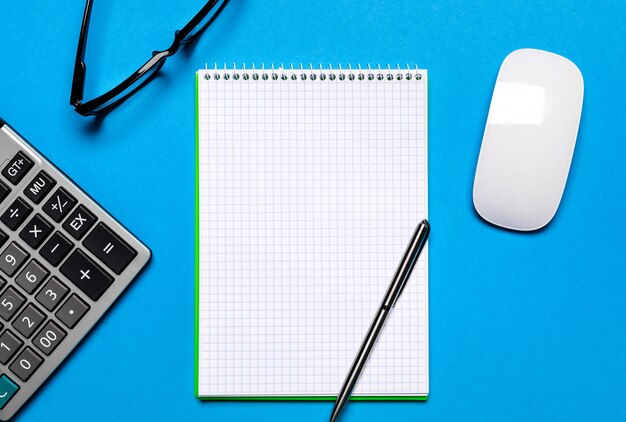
top-left (9, 347), bottom-right (43, 382)
top-left (33, 320), bottom-right (66, 356)
top-left (0, 330), bottom-right (24, 364)
top-left (15, 259), bottom-right (49, 294)
top-left (12, 304), bottom-right (46, 338)
top-left (0, 286), bottom-right (26, 321)
top-left (0, 242), bottom-right (29, 277)
top-left (2, 151), bottom-right (34, 185)
top-left (0, 197), bottom-right (33, 231)
top-left (35, 277), bottom-right (69, 311)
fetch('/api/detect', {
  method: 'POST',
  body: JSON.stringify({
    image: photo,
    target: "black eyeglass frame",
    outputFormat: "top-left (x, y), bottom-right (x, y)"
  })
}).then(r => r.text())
top-left (70, 0), bottom-right (229, 116)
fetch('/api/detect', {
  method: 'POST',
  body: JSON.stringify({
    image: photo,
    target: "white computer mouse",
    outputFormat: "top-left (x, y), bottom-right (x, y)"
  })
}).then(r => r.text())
top-left (473, 48), bottom-right (584, 231)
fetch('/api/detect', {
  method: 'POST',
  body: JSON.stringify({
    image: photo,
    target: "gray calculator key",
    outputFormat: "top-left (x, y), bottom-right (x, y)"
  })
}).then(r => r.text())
top-left (0, 276), bottom-right (6, 292)
top-left (56, 294), bottom-right (90, 329)
top-left (15, 260), bottom-right (49, 294)
top-left (0, 330), bottom-right (24, 364)
top-left (12, 304), bottom-right (46, 338)
top-left (0, 287), bottom-right (26, 321)
top-left (0, 228), bottom-right (7, 248)
top-left (9, 347), bottom-right (43, 382)
top-left (35, 277), bottom-right (69, 311)
top-left (33, 320), bottom-right (66, 356)
top-left (0, 242), bottom-right (29, 277)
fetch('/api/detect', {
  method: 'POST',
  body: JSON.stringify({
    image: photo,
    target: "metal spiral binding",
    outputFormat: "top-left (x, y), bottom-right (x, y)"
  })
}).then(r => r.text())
top-left (203, 63), bottom-right (422, 81)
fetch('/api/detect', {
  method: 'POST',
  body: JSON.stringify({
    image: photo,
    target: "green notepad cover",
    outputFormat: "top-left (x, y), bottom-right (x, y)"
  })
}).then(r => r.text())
top-left (194, 72), bottom-right (428, 401)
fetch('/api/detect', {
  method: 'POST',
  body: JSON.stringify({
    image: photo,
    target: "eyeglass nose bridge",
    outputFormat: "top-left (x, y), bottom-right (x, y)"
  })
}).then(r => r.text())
top-left (163, 29), bottom-right (189, 57)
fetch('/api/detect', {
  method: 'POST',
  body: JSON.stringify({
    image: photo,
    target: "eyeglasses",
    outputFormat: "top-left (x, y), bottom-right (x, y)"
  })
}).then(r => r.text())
top-left (70, 0), bottom-right (230, 116)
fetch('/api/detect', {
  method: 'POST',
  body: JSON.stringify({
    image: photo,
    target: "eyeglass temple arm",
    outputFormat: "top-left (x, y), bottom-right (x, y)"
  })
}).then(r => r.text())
top-left (70, 0), bottom-right (94, 106)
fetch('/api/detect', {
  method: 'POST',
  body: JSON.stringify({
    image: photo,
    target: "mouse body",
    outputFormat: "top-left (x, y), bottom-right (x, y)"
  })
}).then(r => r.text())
top-left (473, 48), bottom-right (584, 231)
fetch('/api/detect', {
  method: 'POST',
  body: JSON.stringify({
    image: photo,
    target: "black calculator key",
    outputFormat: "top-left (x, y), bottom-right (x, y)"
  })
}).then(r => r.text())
top-left (0, 197), bottom-right (33, 231)
top-left (13, 304), bottom-right (46, 338)
top-left (0, 330), bottom-right (23, 364)
top-left (56, 294), bottom-right (90, 329)
top-left (15, 260), bottom-right (49, 294)
top-left (0, 229), bottom-right (7, 248)
top-left (42, 187), bottom-right (77, 223)
top-left (39, 232), bottom-right (73, 267)
top-left (83, 223), bottom-right (137, 275)
top-left (19, 214), bottom-right (53, 249)
top-left (63, 205), bottom-right (97, 240)
top-left (33, 321), bottom-right (66, 356)
top-left (0, 286), bottom-right (26, 321)
top-left (60, 249), bottom-right (114, 301)
top-left (0, 180), bottom-right (10, 204)
top-left (9, 347), bottom-right (43, 382)
top-left (23, 171), bottom-right (56, 205)
top-left (35, 277), bottom-right (69, 312)
top-left (0, 242), bottom-right (30, 277)
top-left (2, 151), bottom-right (34, 185)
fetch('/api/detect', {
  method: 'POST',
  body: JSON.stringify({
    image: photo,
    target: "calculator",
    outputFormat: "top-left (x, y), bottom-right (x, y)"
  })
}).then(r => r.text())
top-left (0, 119), bottom-right (151, 420)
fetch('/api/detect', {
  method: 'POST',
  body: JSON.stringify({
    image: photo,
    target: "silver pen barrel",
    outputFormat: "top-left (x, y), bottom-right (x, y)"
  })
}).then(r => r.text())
top-left (385, 219), bottom-right (430, 308)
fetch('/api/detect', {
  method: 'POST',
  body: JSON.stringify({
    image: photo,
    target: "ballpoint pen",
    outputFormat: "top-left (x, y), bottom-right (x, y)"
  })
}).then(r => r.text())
top-left (329, 219), bottom-right (430, 422)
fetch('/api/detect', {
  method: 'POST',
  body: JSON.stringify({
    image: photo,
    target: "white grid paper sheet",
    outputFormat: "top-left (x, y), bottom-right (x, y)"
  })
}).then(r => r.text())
top-left (198, 68), bottom-right (428, 397)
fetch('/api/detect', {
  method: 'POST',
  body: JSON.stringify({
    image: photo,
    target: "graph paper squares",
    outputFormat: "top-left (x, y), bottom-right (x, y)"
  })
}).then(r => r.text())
top-left (198, 68), bottom-right (428, 397)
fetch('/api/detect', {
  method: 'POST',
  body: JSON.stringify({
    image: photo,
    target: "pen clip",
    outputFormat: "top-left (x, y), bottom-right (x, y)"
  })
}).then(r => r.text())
top-left (390, 220), bottom-right (430, 308)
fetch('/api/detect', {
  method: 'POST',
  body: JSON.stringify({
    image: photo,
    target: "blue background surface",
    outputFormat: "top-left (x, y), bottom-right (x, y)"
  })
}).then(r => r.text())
top-left (1, 0), bottom-right (625, 421)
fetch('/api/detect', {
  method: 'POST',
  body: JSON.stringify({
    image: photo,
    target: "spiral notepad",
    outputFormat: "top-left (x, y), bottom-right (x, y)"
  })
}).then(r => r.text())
top-left (196, 65), bottom-right (428, 400)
